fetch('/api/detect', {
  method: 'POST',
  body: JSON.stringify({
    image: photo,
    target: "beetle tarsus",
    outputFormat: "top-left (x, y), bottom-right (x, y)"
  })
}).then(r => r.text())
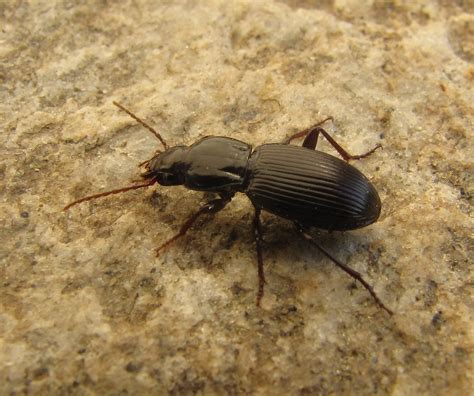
top-left (348, 143), bottom-right (382, 160)
top-left (297, 226), bottom-right (393, 315)
top-left (252, 207), bottom-right (265, 306)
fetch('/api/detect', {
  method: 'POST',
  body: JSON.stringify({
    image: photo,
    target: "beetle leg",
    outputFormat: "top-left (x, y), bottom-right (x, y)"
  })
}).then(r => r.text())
top-left (295, 224), bottom-right (393, 315)
top-left (285, 119), bottom-right (382, 161)
top-left (304, 127), bottom-right (382, 161)
top-left (155, 194), bottom-right (233, 256)
top-left (284, 117), bottom-right (333, 144)
top-left (252, 207), bottom-right (266, 307)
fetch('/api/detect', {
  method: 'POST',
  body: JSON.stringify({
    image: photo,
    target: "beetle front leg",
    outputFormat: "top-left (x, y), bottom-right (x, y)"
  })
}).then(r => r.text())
top-left (252, 206), bottom-right (266, 307)
top-left (155, 193), bottom-right (233, 256)
top-left (295, 224), bottom-right (393, 315)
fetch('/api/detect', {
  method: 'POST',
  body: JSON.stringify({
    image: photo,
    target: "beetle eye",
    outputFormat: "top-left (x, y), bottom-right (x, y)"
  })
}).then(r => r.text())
top-left (158, 172), bottom-right (182, 186)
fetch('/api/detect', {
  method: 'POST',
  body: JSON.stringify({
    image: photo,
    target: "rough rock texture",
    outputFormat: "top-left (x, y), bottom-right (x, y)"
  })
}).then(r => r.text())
top-left (1, 0), bottom-right (472, 395)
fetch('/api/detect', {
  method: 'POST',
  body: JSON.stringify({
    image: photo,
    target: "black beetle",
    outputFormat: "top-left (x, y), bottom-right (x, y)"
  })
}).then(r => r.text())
top-left (65, 101), bottom-right (392, 315)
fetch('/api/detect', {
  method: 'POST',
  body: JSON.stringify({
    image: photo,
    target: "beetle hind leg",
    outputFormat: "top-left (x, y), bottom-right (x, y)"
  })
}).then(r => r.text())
top-left (285, 118), bottom-right (382, 161)
top-left (284, 117), bottom-right (333, 145)
top-left (252, 207), bottom-right (266, 306)
top-left (295, 224), bottom-right (393, 315)
top-left (303, 127), bottom-right (381, 161)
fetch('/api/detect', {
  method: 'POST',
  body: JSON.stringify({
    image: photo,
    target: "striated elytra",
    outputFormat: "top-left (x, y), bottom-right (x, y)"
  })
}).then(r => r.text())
top-left (247, 143), bottom-right (382, 231)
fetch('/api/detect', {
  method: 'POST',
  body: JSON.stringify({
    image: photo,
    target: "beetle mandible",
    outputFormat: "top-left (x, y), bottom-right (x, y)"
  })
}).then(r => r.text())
top-left (64, 101), bottom-right (393, 315)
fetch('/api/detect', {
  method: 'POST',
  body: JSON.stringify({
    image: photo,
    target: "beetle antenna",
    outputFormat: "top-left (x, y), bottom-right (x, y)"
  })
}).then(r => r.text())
top-left (113, 101), bottom-right (169, 150)
top-left (63, 178), bottom-right (157, 211)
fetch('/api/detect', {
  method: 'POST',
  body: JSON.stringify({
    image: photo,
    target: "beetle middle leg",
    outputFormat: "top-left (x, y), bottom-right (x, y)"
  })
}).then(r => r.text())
top-left (155, 193), bottom-right (233, 256)
top-left (286, 119), bottom-right (382, 161)
top-left (252, 207), bottom-right (266, 306)
top-left (295, 224), bottom-right (393, 315)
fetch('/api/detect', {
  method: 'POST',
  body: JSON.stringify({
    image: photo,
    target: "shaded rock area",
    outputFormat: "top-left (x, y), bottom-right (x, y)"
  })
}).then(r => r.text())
top-left (1, 1), bottom-right (472, 394)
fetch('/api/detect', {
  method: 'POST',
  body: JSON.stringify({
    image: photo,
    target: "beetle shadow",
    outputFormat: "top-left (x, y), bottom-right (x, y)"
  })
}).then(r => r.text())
top-left (260, 214), bottom-right (378, 277)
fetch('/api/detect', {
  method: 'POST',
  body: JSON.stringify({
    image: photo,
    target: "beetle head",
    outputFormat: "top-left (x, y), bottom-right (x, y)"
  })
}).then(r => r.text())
top-left (142, 146), bottom-right (187, 186)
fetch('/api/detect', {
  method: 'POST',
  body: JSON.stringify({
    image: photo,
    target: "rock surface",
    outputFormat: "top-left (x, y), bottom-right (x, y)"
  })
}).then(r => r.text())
top-left (1, 0), bottom-right (472, 394)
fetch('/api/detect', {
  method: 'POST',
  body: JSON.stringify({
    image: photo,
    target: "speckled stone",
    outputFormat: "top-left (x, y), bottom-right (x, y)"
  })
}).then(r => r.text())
top-left (1, 1), bottom-right (472, 395)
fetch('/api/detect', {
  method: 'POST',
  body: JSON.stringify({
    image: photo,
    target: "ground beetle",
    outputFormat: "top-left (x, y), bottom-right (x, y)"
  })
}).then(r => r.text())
top-left (65, 101), bottom-right (393, 315)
